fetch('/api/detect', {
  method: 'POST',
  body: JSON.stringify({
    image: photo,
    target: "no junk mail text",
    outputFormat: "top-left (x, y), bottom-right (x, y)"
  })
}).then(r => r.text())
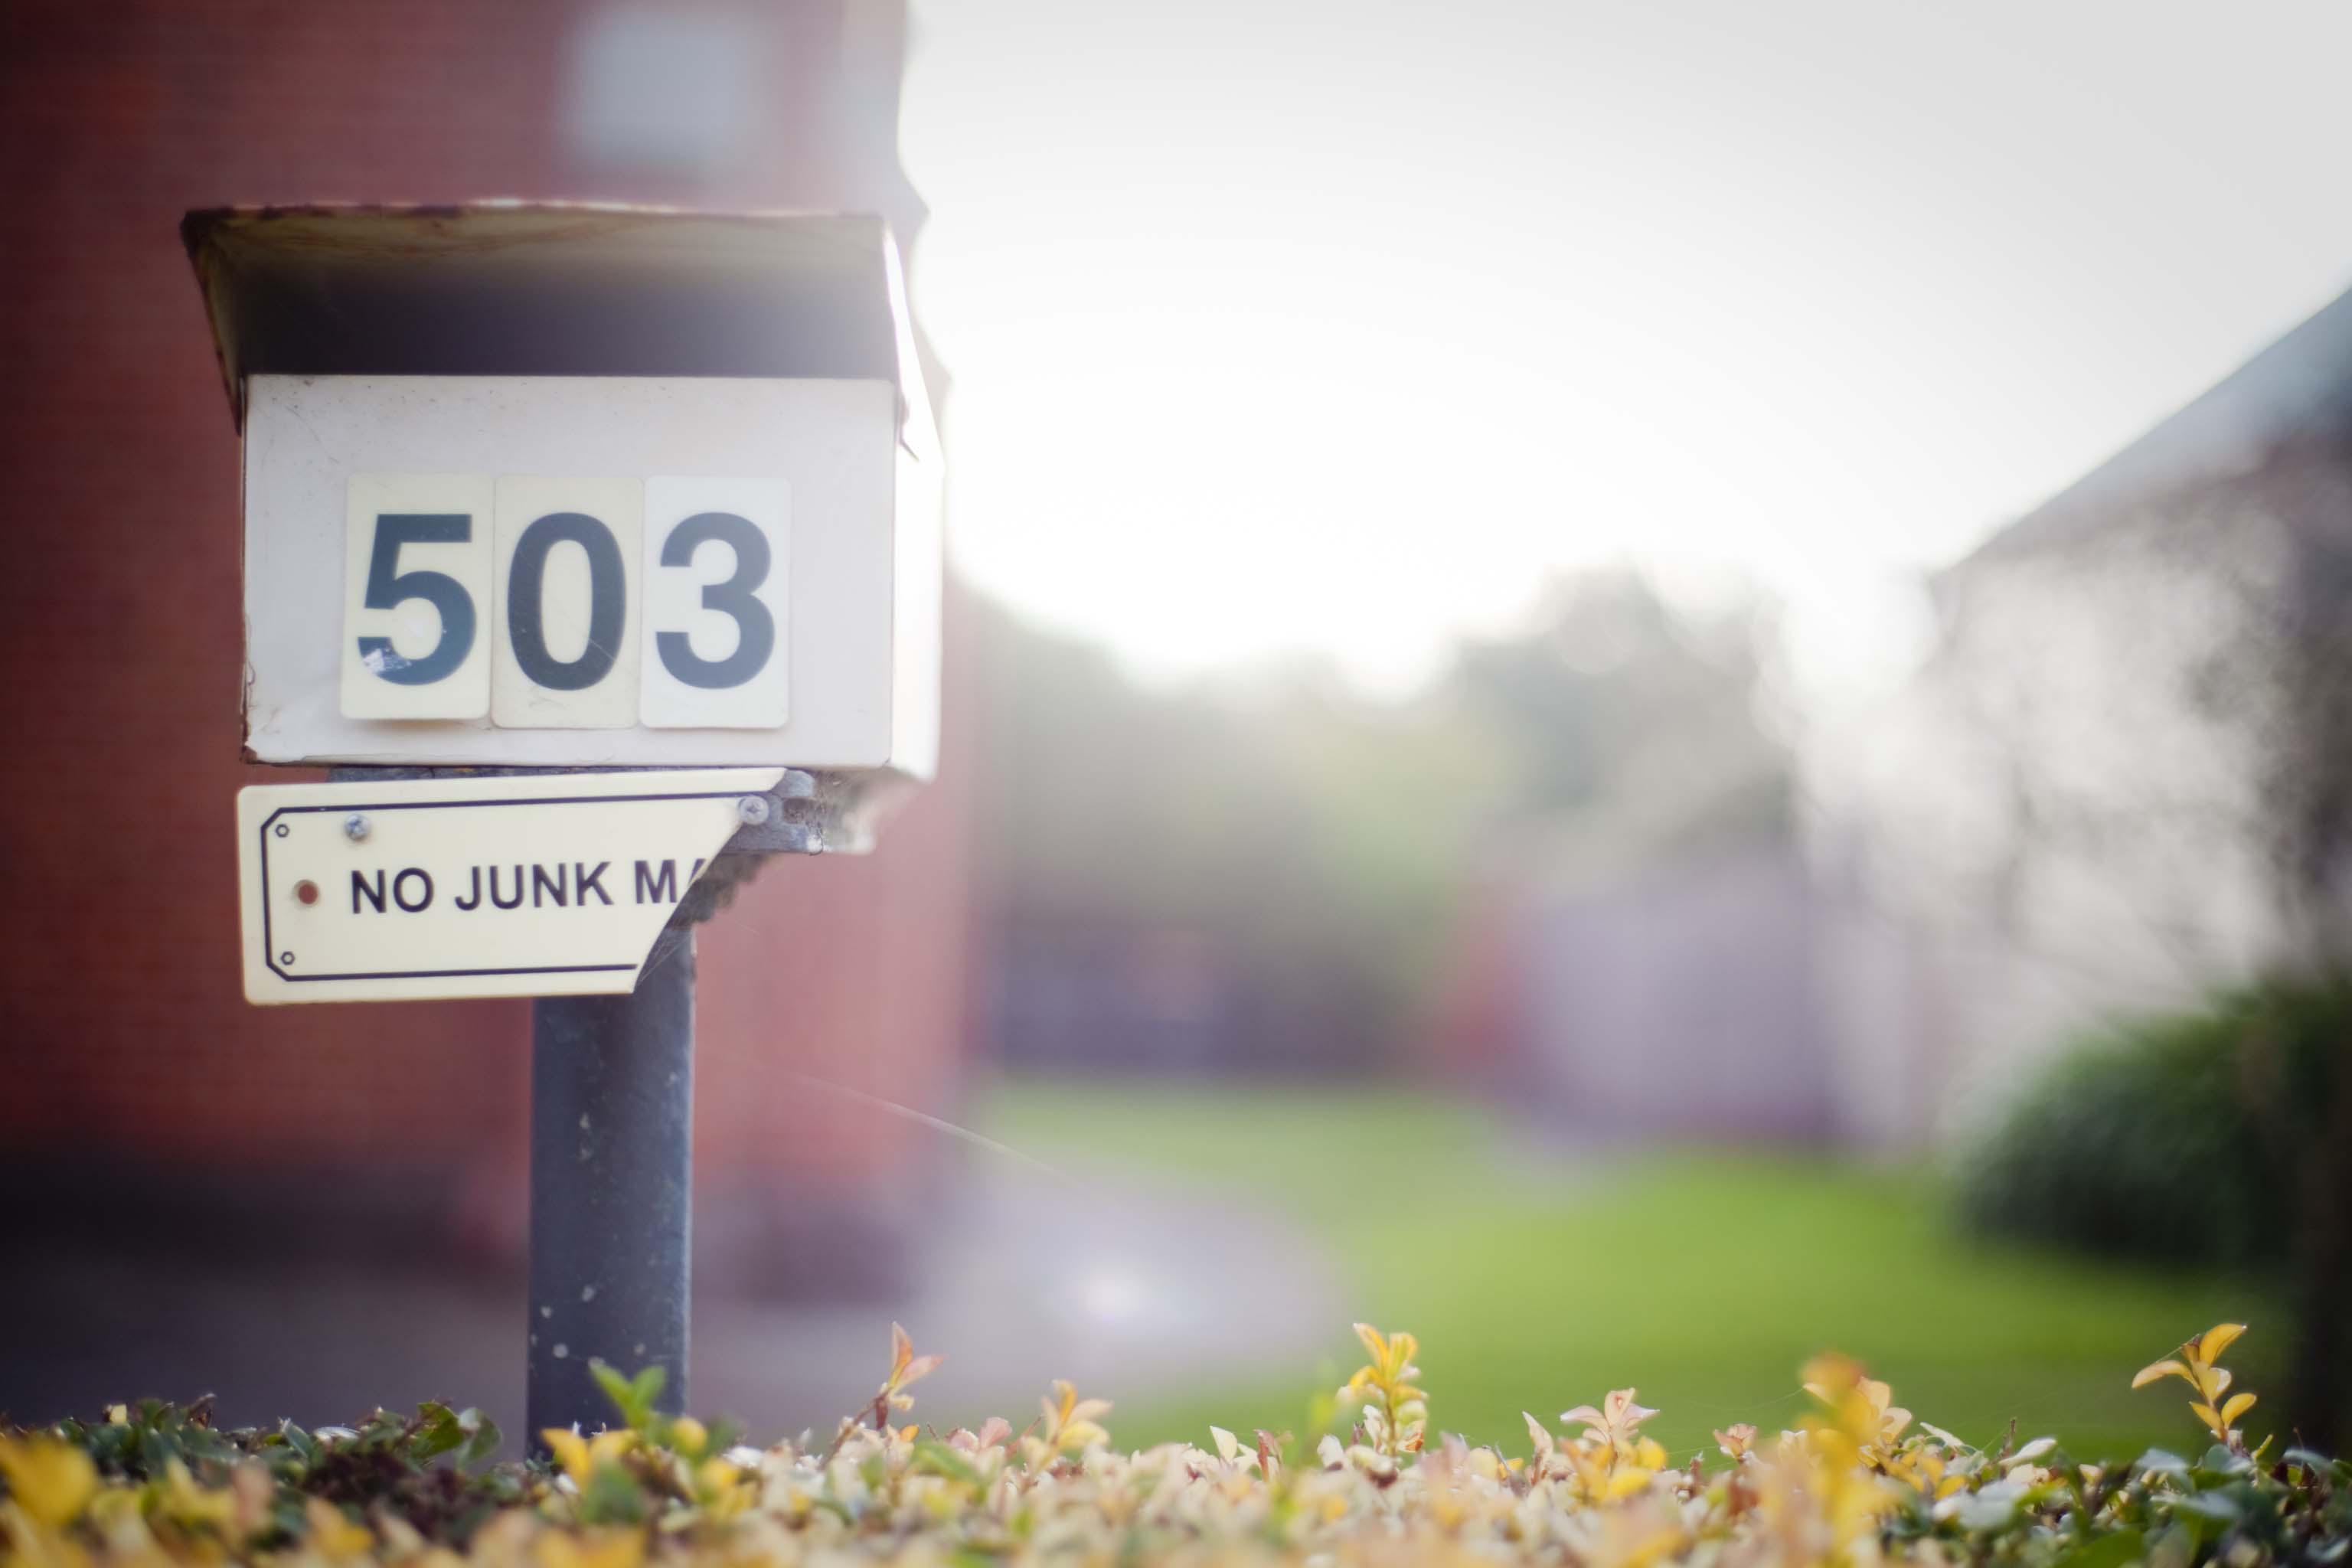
top-left (341, 858), bottom-right (706, 915)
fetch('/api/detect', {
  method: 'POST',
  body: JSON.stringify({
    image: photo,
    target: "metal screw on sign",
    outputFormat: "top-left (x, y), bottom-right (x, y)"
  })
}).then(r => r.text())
top-left (343, 814), bottom-right (371, 842)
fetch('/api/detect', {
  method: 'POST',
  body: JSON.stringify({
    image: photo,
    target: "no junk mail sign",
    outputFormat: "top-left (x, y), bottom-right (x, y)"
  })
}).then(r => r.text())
top-left (237, 767), bottom-right (789, 1002)
top-left (183, 204), bottom-right (942, 1006)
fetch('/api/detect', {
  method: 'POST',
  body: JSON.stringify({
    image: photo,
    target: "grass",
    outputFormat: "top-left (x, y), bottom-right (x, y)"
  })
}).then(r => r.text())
top-left (975, 1078), bottom-right (2283, 1465)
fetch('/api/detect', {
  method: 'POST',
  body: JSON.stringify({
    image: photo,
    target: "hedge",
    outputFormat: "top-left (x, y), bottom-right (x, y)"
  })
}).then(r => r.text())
top-left (2, 1319), bottom-right (2347, 1567)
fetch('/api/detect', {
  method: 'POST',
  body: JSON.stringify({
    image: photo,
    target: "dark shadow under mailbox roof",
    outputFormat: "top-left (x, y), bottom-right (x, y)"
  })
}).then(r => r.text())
top-left (181, 203), bottom-right (929, 446)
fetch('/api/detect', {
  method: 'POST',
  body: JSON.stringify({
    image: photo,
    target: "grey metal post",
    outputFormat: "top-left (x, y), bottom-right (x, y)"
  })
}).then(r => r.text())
top-left (527, 937), bottom-right (695, 1442)
top-left (316, 769), bottom-right (828, 1449)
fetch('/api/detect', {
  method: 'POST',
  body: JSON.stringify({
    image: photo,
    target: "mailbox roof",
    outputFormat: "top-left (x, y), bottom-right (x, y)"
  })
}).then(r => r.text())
top-left (181, 202), bottom-right (933, 456)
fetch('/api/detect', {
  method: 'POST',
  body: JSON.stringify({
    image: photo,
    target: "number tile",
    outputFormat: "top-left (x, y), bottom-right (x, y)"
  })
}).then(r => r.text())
top-left (339, 473), bottom-right (495, 720)
top-left (491, 477), bottom-right (644, 729)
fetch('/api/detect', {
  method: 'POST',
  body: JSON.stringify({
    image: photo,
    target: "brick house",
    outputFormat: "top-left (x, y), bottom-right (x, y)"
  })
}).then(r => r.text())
top-left (0, 1), bottom-right (970, 1287)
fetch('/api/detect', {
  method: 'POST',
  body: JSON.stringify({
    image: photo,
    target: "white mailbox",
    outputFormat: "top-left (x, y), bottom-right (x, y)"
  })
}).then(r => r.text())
top-left (185, 204), bottom-right (941, 806)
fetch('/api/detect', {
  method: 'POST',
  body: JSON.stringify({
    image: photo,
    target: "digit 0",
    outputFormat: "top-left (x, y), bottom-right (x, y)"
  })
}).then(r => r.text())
top-left (506, 511), bottom-right (626, 691)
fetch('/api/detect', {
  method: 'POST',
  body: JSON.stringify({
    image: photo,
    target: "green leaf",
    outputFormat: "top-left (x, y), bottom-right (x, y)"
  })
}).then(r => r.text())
top-left (2053, 1527), bottom-right (2145, 1568)
top-left (631, 1365), bottom-right (667, 1413)
top-left (2195, 1444), bottom-right (2252, 1479)
top-left (356, 1407), bottom-right (413, 1455)
top-left (2284, 1446), bottom-right (2350, 1481)
top-left (2134, 1449), bottom-right (2190, 1480)
top-left (139, 1429), bottom-right (181, 1476)
top-left (589, 1361), bottom-right (635, 1419)
top-left (2171, 1492), bottom-right (2243, 1524)
top-left (589, 1361), bottom-right (659, 1431)
top-left (410, 1402), bottom-right (466, 1463)
top-left (279, 1421), bottom-right (320, 1467)
top-left (912, 1441), bottom-right (983, 1488)
top-left (577, 1462), bottom-right (647, 1527)
top-left (456, 1410), bottom-right (502, 1470)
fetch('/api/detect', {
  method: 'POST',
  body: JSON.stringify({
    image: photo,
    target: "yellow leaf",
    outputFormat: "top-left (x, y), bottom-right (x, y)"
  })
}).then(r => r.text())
top-left (890, 1321), bottom-right (913, 1379)
top-left (587, 1431), bottom-right (635, 1471)
top-left (542, 1428), bottom-right (591, 1485)
top-left (2221, 1392), bottom-right (2257, 1425)
top-left (1803, 1354), bottom-right (1863, 1396)
top-left (538, 1527), bottom-right (645, 1568)
top-left (157, 1459), bottom-right (234, 1530)
top-left (2197, 1324), bottom-right (2248, 1364)
top-left (2132, 1359), bottom-right (2190, 1390)
top-left (0, 1436), bottom-right (97, 1528)
top-left (305, 1497), bottom-right (376, 1561)
top-left (1352, 1323), bottom-right (1388, 1366)
top-left (2191, 1403), bottom-right (2224, 1433)
top-left (694, 1459), bottom-right (750, 1521)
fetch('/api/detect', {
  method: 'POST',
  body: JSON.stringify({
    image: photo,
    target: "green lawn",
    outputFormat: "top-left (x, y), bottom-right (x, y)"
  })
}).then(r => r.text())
top-left (976, 1079), bottom-right (2282, 1465)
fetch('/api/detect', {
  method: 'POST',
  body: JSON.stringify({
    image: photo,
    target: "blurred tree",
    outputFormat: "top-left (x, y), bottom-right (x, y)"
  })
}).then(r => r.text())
top-left (967, 568), bottom-right (1790, 1073)
top-left (1445, 570), bottom-right (1792, 847)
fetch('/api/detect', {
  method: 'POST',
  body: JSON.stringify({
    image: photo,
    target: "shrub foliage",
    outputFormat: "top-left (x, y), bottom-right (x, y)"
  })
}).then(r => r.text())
top-left (4, 1318), bottom-right (2349, 1566)
top-left (1957, 978), bottom-right (2343, 1266)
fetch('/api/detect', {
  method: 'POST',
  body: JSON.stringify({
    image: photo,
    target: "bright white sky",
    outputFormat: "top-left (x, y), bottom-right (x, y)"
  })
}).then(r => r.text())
top-left (901, 0), bottom-right (2352, 698)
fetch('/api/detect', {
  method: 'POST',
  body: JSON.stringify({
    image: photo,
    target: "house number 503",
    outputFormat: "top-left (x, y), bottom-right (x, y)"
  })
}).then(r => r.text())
top-left (338, 474), bottom-right (789, 730)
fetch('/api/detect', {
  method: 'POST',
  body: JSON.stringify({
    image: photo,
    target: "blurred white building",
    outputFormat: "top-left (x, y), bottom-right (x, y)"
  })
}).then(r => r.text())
top-left (1810, 286), bottom-right (2352, 1144)
top-left (1451, 286), bottom-right (2352, 1148)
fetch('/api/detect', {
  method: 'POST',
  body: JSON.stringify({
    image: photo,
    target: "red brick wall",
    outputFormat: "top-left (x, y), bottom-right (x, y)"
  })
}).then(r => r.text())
top-left (0, 1), bottom-right (969, 1215)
